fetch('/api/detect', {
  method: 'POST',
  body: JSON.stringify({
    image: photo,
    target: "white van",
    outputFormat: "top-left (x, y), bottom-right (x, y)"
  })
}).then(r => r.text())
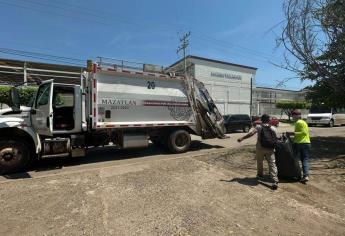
top-left (307, 106), bottom-right (345, 127)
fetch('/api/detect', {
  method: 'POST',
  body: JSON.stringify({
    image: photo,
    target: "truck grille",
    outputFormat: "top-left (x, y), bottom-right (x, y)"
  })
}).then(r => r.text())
top-left (311, 117), bottom-right (322, 120)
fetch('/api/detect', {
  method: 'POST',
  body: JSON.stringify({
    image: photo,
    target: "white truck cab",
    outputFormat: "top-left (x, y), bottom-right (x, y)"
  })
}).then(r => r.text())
top-left (0, 58), bottom-right (226, 174)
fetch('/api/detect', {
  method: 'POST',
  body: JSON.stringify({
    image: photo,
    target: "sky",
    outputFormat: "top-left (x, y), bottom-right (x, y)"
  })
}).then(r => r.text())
top-left (0, 0), bottom-right (312, 90)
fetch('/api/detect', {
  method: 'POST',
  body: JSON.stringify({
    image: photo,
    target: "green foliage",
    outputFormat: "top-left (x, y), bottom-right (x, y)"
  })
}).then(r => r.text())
top-left (18, 87), bottom-right (37, 106)
top-left (275, 100), bottom-right (310, 120)
top-left (0, 86), bottom-right (37, 106)
top-left (305, 81), bottom-right (345, 108)
top-left (280, 0), bottom-right (345, 106)
top-left (0, 86), bottom-right (11, 106)
top-left (276, 100), bottom-right (310, 110)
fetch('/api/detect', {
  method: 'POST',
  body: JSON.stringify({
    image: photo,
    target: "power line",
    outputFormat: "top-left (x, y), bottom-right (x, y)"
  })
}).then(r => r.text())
top-left (190, 40), bottom-right (271, 64)
top-left (0, 0), bottom-right (110, 26)
top-left (15, 0), bottom-right (145, 28)
top-left (192, 33), bottom-right (283, 62)
top-left (0, 48), bottom-right (84, 62)
top-left (45, 0), bottom-right (284, 63)
top-left (0, 0), bottom-right (285, 66)
top-left (0, 48), bottom-right (85, 66)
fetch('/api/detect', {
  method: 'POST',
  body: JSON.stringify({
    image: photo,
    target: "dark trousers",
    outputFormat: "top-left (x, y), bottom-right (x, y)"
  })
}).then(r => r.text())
top-left (294, 143), bottom-right (311, 177)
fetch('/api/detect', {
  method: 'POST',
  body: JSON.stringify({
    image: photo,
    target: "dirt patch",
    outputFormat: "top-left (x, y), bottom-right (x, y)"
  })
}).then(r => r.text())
top-left (0, 137), bottom-right (344, 235)
top-left (194, 146), bottom-right (345, 236)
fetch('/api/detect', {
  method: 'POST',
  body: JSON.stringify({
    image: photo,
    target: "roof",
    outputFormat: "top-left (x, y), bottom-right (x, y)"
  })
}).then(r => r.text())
top-left (169, 55), bottom-right (257, 71)
top-left (255, 86), bottom-right (305, 93)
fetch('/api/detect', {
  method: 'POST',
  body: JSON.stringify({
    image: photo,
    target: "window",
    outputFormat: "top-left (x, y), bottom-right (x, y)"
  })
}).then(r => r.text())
top-left (310, 106), bottom-right (332, 113)
top-left (35, 83), bottom-right (51, 108)
top-left (261, 91), bottom-right (270, 98)
top-left (54, 92), bottom-right (74, 108)
top-left (240, 115), bottom-right (250, 120)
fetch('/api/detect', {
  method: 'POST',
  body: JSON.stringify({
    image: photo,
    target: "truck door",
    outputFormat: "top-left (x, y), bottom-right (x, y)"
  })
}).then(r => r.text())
top-left (31, 80), bottom-right (54, 136)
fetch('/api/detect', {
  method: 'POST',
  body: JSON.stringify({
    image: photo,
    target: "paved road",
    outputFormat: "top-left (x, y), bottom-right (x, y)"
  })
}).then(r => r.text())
top-left (1, 124), bottom-right (344, 182)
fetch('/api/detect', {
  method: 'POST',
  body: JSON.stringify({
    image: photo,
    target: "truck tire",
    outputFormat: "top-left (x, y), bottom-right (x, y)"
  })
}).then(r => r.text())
top-left (0, 139), bottom-right (31, 175)
top-left (243, 125), bottom-right (250, 133)
top-left (328, 119), bottom-right (334, 127)
top-left (167, 130), bottom-right (191, 154)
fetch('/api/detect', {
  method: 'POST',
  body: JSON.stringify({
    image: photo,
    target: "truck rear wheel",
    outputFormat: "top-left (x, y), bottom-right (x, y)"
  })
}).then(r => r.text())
top-left (167, 130), bottom-right (191, 154)
top-left (0, 139), bottom-right (31, 175)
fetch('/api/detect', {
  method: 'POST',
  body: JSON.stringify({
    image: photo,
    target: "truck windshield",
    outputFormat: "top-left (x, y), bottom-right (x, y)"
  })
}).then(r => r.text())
top-left (309, 106), bottom-right (332, 113)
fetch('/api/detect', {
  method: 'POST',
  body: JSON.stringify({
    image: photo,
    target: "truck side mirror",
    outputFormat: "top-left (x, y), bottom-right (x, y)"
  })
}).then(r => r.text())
top-left (9, 87), bottom-right (20, 111)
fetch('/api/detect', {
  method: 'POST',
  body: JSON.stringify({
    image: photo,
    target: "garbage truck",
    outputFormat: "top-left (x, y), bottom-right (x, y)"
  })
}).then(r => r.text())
top-left (0, 58), bottom-right (226, 174)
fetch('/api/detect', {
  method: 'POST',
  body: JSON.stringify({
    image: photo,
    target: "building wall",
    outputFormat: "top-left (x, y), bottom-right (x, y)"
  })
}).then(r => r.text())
top-left (193, 63), bottom-right (253, 115)
top-left (169, 57), bottom-right (257, 116)
top-left (253, 87), bottom-right (308, 118)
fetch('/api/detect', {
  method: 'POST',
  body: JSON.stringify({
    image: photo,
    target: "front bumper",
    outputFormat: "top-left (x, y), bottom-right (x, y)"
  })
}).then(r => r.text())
top-left (307, 119), bottom-right (330, 125)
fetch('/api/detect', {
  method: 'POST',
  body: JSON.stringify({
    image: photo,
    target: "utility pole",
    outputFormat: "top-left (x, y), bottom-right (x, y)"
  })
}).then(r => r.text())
top-left (176, 31), bottom-right (203, 134)
top-left (23, 61), bottom-right (27, 85)
top-left (177, 31), bottom-right (191, 76)
top-left (250, 77), bottom-right (253, 117)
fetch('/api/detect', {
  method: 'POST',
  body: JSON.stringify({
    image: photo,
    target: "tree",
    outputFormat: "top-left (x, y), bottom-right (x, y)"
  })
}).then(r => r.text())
top-left (278, 0), bottom-right (345, 105)
top-left (0, 86), bottom-right (37, 106)
top-left (275, 100), bottom-right (310, 120)
top-left (305, 81), bottom-right (345, 107)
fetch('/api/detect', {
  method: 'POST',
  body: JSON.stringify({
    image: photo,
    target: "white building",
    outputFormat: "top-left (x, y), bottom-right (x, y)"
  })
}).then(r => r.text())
top-left (168, 55), bottom-right (257, 115)
top-left (253, 86), bottom-right (307, 118)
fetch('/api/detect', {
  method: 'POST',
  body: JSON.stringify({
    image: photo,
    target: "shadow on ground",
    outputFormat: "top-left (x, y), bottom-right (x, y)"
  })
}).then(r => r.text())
top-left (220, 177), bottom-right (258, 186)
top-left (310, 136), bottom-right (345, 160)
top-left (2, 140), bottom-right (224, 179)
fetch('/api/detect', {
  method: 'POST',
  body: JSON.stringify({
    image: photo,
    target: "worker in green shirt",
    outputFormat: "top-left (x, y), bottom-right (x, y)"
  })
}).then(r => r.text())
top-left (288, 109), bottom-right (311, 183)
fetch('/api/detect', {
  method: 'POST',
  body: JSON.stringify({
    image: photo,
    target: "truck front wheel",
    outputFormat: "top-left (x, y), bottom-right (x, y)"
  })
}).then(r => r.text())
top-left (0, 139), bottom-right (31, 175)
top-left (328, 119), bottom-right (334, 127)
top-left (167, 130), bottom-right (191, 154)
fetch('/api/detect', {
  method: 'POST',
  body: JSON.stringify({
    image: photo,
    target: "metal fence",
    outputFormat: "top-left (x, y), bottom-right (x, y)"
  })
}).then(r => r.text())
top-left (97, 57), bottom-right (165, 73)
top-left (0, 59), bottom-right (83, 86)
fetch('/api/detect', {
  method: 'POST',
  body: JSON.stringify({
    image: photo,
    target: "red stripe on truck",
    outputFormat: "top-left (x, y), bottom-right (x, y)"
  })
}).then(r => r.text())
top-left (142, 100), bottom-right (189, 107)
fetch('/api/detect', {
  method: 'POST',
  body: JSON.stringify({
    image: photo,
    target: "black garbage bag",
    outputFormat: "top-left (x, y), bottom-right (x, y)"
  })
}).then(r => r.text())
top-left (275, 134), bottom-right (302, 180)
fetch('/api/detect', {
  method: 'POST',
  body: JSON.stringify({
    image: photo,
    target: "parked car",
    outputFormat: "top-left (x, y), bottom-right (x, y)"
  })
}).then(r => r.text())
top-left (253, 116), bottom-right (280, 127)
top-left (223, 114), bottom-right (252, 133)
